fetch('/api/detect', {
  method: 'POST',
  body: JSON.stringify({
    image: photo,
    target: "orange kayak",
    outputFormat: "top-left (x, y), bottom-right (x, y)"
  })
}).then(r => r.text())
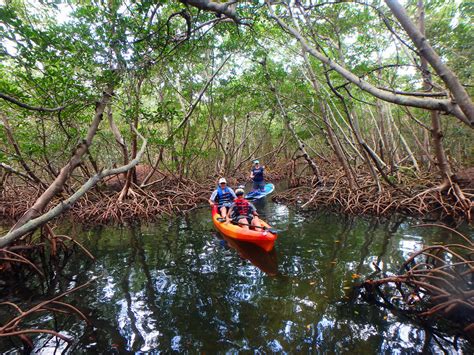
top-left (211, 205), bottom-right (277, 252)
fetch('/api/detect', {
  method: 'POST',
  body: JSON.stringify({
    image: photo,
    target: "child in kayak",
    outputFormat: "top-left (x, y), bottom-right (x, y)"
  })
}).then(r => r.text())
top-left (209, 177), bottom-right (237, 217)
top-left (226, 188), bottom-right (262, 230)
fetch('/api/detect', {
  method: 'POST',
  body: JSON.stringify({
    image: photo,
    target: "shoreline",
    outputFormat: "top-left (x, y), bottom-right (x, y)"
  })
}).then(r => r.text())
top-left (1, 183), bottom-right (471, 229)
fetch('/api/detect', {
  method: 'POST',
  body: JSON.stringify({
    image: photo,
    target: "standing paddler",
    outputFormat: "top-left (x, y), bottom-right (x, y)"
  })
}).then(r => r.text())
top-left (250, 160), bottom-right (265, 192)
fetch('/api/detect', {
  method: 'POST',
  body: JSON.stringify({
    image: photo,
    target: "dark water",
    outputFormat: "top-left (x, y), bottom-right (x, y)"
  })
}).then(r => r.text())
top-left (1, 197), bottom-right (473, 353)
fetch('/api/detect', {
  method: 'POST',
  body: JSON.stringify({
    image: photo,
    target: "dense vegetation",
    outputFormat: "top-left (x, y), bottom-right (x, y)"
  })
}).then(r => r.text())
top-left (0, 0), bottom-right (473, 350)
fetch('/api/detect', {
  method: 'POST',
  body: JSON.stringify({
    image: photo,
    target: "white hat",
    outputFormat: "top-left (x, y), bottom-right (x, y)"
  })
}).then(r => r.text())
top-left (235, 188), bottom-right (245, 195)
top-left (218, 177), bottom-right (227, 184)
top-left (253, 160), bottom-right (259, 164)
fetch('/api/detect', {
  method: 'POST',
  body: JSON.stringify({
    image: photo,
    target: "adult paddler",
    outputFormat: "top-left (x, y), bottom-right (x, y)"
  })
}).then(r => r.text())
top-left (250, 160), bottom-right (265, 192)
top-left (209, 177), bottom-right (237, 217)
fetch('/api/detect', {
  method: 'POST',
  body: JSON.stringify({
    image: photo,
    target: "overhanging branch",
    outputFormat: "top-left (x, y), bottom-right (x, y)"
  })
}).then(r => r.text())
top-left (180, 0), bottom-right (242, 24)
top-left (265, 1), bottom-right (471, 126)
top-left (0, 92), bottom-right (66, 112)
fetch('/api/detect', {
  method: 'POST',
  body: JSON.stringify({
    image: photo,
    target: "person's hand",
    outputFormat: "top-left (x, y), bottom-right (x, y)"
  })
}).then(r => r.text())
top-left (224, 219), bottom-right (230, 225)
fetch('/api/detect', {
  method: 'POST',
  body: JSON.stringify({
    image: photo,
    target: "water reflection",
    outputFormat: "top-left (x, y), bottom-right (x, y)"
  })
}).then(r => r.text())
top-left (0, 203), bottom-right (473, 353)
top-left (216, 233), bottom-right (278, 276)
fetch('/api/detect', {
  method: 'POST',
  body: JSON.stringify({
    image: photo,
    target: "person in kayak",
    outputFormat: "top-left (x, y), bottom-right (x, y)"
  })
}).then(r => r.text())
top-left (250, 160), bottom-right (265, 192)
top-left (226, 188), bottom-right (262, 230)
top-left (209, 177), bottom-right (237, 217)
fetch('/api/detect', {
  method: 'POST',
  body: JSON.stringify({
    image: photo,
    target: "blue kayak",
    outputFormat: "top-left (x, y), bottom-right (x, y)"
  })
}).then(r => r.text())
top-left (245, 183), bottom-right (275, 200)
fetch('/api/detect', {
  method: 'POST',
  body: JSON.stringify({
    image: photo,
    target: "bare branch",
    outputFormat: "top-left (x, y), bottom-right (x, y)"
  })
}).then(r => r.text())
top-left (167, 54), bottom-right (232, 141)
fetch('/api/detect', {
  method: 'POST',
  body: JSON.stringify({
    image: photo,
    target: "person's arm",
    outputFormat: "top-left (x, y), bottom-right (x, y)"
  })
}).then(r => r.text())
top-left (229, 188), bottom-right (237, 199)
top-left (209, 190), bottom-right (217, 206)
top-left (250, 169), bottom-right (254, 179)
top-left (250, 203), bottom-right (258, 216)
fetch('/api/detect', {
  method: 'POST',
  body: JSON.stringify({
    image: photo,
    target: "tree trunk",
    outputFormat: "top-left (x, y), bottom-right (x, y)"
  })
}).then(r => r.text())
top-left (414, 0), bottom-right (470, 213)
top-left (386, 0), bottom-right (474, 125)
top-left (387, 109), bottom-right (419, 171)
top-left (9, 84), bottom-right (114, 232)
top-left (300, 48), bottom-right (356, 188)
top-left (262, 61), bottom-right (321, 181)
top-left (417, 0), bottom-right (452, 180)
top-left (119, 78), bottom-right (143, 201)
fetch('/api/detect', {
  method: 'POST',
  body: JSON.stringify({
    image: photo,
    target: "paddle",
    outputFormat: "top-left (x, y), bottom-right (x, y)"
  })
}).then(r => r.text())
top-left (216, 217), bottom-right (279, 234)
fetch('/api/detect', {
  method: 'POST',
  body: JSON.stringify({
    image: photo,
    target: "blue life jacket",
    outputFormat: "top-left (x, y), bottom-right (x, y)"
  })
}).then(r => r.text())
top-left (216, 186), bottom-right (233, 206)
top-left (252, 166), bottom-right (264, 182)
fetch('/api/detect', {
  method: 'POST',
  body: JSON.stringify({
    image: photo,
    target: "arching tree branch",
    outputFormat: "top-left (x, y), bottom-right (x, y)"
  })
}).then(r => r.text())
top-left (0, 92), bottom-right (66, 112)
top-left (265, 1), bottom-right (471, 126)
top-left (7, 84), bottom-right (115, 233)
top-left (0, 128), bottom-right (147, 248)
top-left (385, 0), bottom-right (474, 125)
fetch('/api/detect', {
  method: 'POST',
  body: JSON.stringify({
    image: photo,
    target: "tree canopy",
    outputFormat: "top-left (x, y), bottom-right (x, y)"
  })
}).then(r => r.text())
top-left (0, 0), bottom-right (473, 240)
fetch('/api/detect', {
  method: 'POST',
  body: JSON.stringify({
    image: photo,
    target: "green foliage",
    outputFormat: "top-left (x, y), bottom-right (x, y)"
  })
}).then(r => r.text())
top-left (0, 0), bottom-right (472, 182)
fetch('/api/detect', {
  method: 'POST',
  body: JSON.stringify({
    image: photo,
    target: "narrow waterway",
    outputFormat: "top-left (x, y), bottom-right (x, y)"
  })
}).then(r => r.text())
top-left (1, 196), bottom-right (472, 353)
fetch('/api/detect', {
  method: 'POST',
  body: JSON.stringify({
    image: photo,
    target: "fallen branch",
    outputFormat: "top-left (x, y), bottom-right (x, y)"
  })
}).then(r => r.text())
top-left (360, 227), bottom-right (473, 343)
top-left (0, 129), bottom-right (147, 248)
